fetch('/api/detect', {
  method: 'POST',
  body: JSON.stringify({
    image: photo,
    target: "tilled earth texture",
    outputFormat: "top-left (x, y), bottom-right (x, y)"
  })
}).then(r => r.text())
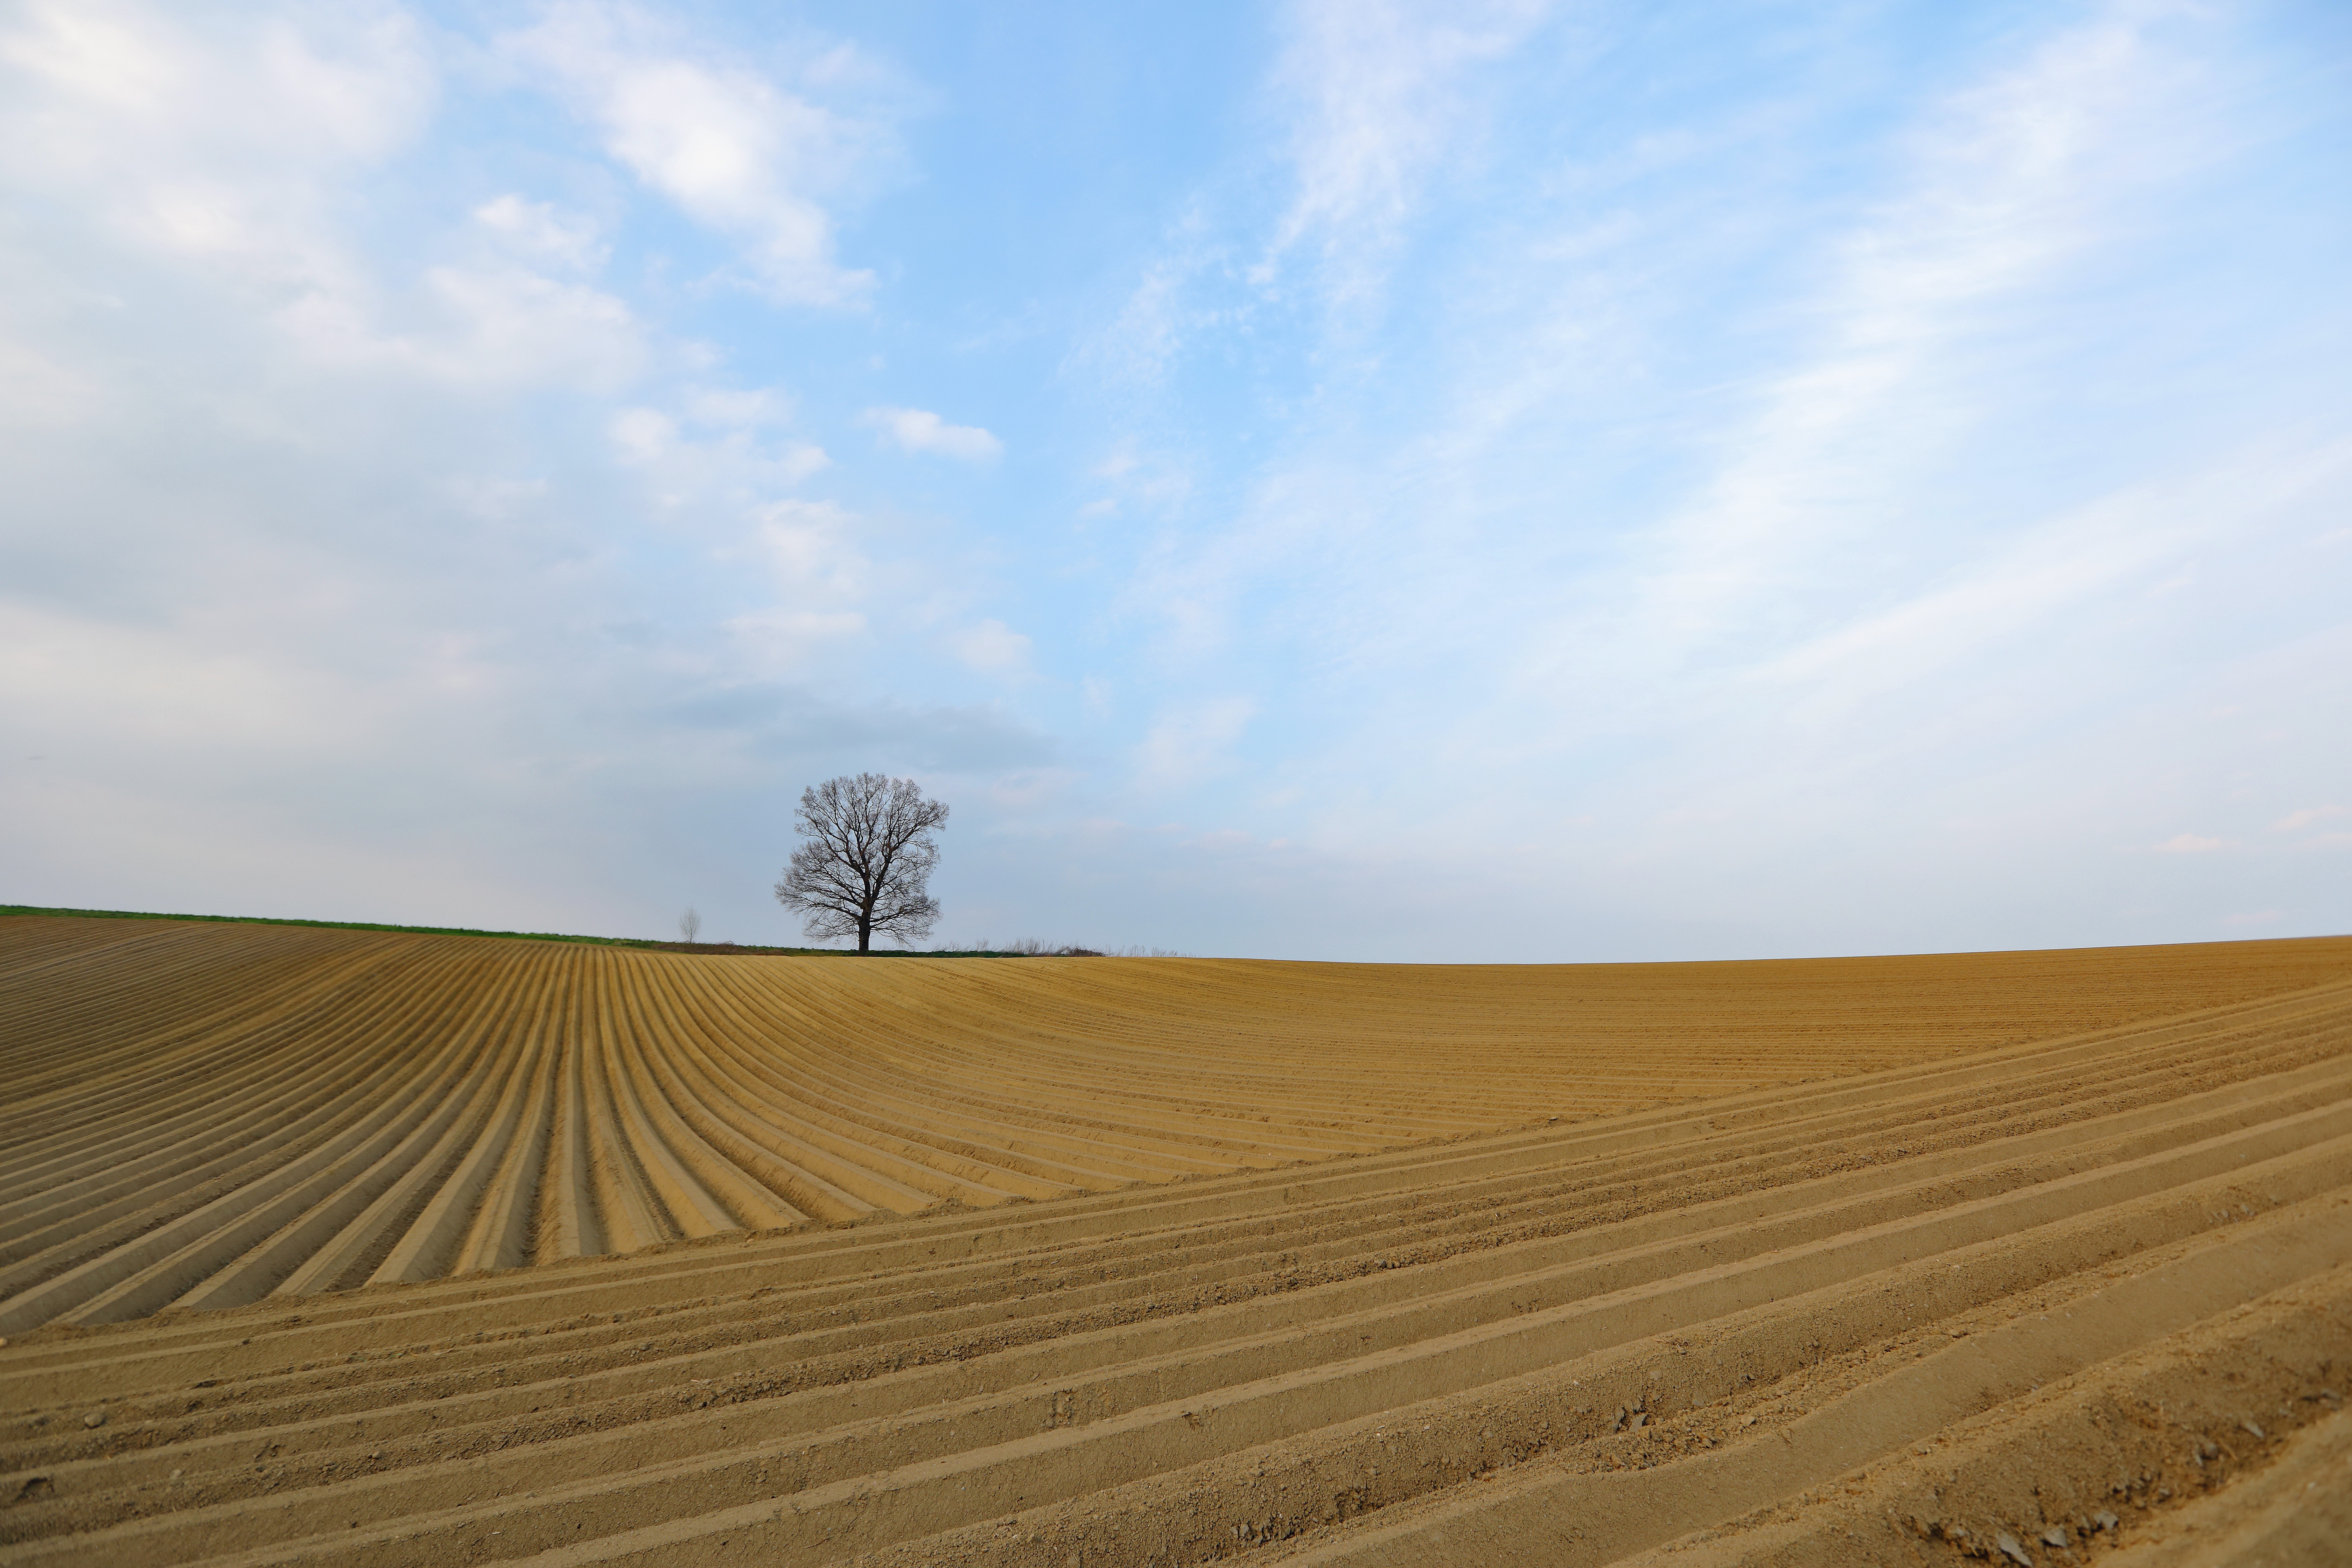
top-left (1, 917), bottom-right (2348, 1566)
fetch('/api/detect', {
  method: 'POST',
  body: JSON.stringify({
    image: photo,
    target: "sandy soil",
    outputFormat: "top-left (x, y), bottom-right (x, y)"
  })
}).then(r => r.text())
top-left (1, 918), bottom-right (2347, 1564)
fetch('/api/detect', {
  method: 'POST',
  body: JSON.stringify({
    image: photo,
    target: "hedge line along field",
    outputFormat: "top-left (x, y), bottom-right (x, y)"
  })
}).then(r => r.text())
top-left (2, 915), bottom-right (2350, 1566)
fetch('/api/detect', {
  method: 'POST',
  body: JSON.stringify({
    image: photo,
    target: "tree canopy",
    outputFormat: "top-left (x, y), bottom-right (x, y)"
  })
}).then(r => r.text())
top-left (773, 774), bottom-right (948, 952)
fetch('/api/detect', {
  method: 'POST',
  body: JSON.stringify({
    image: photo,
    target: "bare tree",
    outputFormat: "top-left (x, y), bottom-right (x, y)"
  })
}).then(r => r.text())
top-left (678, 907), bottom-right (700, 944)
top-left (774, 774), bottom-right (949, 951)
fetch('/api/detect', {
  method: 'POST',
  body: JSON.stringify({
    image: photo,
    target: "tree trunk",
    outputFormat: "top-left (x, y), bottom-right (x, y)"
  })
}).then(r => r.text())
top-left (857, 914), bottom-right (872, 952)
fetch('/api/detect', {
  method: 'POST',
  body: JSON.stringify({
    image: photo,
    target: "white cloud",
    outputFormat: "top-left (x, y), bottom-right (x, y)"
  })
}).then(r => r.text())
top-left (473, 194), bottom-right (607, 272)
top-left (1089, 250), bottom-right (1204, 386)
top-left (1135, 696), bottom-right (1257, 792)
top-left (722, 608), bottom-right (866, 672)
top-left (1622, 6), bottom-right (2187, 663)
top-left (505, 2), bottom-right (879, 306)
top-left (0, 335), bottom-right (98, 430)
top-left (0, 0), bottom-right (432, 284)
top-left (609, 407), bottom-right (676, 462)
top-left (953, 619), bottom-right (1031, 676)
top-left (1263, 0), bottom-right (1549, 298)
top-left (0, 3), bottom-right (649, 395)
top-left (688, 387), bottom-right (792, 428)
top-left (751, 498), bottom-right (866, 600)
top-left (607, 400), bottom-right (826, 482)
top-left (0, 600), bottom-right (367, 754)
top-left (2152, 834), bottom-right (2224, 854)
top-left (268, 262), bottom-right (645, 390)
top-left (2273, 804), bottom-right (2344, 832)
top-left (863, 406), bottom-right (1002, 461)
top-left (720, 495), bottom-right (880, 681)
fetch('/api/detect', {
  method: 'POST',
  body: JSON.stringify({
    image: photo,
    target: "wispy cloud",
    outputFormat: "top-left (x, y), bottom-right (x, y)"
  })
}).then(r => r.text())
top-left (862, 406), bottom-right (1002, 460)
top-left (953, 619), bottom-right (1031, 676)
top-left (473, 194), bottom-right (608, 272)
top-left (1134, 696), bottom-right (1256, 792)
top-left (1262, 0), bottom-right (1550, 304)
top-left (504, 1), bottom-right (884, 306)
top-left (0, 0), bottom-right (435, 346)
top-left (1086, 0), bottom-right (1551, 383)
top-left (2152, 834), bottom-right (2224, 854)
top-left (1629, 4), bottom-right (2192, 664)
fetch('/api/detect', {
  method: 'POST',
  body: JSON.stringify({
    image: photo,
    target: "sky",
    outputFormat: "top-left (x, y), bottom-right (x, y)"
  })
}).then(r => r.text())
top-left (2, 0), bottom-right (2347, 961)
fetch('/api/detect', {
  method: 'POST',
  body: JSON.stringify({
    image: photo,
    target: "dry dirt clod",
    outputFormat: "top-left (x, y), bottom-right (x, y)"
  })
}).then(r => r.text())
top-left (81, 1409), bottom-right (106, 1429)
top-left (1995, 1530), bottom-right (2035, 1566)
top-left (2041, 1527), bottom-right (2070, 1548)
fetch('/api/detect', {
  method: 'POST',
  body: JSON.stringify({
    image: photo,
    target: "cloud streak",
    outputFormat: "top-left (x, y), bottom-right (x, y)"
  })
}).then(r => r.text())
top-left (863, 406), bottom-right (1002, 460)
top-left (504, 1), bottom-right (883, 305)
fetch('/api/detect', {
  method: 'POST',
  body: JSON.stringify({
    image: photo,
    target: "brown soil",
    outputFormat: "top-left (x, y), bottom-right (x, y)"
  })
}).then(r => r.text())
top-left (1, 919), bottom-right (2347, 1565)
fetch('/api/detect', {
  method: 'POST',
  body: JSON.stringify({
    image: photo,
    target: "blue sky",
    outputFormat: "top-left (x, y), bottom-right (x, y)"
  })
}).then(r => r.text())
top-left (2, 0), bottom-right (2347, 959)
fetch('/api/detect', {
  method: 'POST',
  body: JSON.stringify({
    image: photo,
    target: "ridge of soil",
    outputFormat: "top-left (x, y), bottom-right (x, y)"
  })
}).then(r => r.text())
top-left (2, 920), bottom-right (2348, 1563)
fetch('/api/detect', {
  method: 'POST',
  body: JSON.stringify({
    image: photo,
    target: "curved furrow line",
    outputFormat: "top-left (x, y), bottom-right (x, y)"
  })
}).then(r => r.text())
top-left (690, 965), bottom-right (1215, 1186)
top-left (668, 964), bottom-right (1160, 1193)
top-left (0, 960), bottom-right (498, 1312)
top-left (0, 917), bottom-right (155, 979)
top-left (752, 964), bottom-right (1656, 1133)
top-left (576, 967), bottom-right (670, 1257)
top-left (265, 947), bottom-right (569, 1298)
top-left (620, 978), bottom-right (888, 1222)
top-left (5, 989), bottom-right (2347, 1568)
top-left (654, 965), bottom-right (1055, 1206)
top-left (0, 930), bottom-right (427, 1136)
top-left (0, 934), bottom-right (479, 1174)
top-left (0, 917), bottom-right (2346, 1364)
top-left (532, 970), bottom-right (602, 1264)
top-left (0, 941), bottom-right (514, 1213)
top-left (376, 946), bottom-right (580, 1284)
top-left (648, 960), bottom-right (1011, 1211)
top-left (731, 997), bottom-right (1357, 1172)
top-left (594, 963), bottom-right (740, 1240)
top-left (0, 942), bottom-right (504, 1232)
top-left (802, 1015), bottom-right (1468, 1151)
top-left (0, 925), bottom-right (420, 1079)
top-left (54, 993), bottom-right (517, 1327)
top-left (0, 943), bottom-right (531, 1330)
top-left (8, 984), bottom-right (2336, 1404)
top-left (602, 958), bottom-right (807, 1232)
top-left (733, 963), bottom-right (1460, 1146)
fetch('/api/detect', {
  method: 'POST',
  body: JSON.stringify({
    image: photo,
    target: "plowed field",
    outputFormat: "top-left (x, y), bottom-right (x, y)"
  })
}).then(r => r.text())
top-left (3, 916), bottom-right (2350, 1566)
